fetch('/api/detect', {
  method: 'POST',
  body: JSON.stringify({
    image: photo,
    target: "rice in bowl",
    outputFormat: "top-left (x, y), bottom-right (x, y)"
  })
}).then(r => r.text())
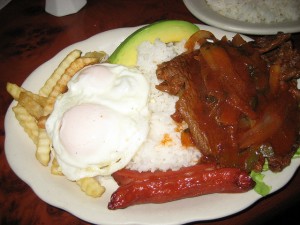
top-left (206, 0), bottom-right (300, 24)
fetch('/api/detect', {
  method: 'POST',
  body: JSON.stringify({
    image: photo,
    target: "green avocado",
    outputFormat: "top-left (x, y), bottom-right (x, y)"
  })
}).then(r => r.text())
top-left (108, 20), bottom-right (199, 67)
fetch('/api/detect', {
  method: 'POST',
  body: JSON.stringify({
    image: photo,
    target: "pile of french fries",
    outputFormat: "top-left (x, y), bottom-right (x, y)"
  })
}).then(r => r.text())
top-left (7, 49), bottom-right (108, 198)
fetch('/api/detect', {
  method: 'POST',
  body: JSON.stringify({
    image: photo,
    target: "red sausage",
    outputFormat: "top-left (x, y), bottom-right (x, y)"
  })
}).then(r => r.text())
top-left (108, 165), bottom-right (254, 210)
top-left (112, 163), bottom-right (217, 186)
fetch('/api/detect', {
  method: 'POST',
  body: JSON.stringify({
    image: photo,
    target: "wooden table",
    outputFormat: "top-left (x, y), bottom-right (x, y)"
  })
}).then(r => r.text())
top-left (1, 0), bottom-right (299, 224)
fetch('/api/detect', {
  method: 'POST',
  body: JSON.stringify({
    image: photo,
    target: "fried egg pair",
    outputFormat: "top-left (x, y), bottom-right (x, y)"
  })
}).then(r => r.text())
top-left (46, 63), bottom-right (150, 181)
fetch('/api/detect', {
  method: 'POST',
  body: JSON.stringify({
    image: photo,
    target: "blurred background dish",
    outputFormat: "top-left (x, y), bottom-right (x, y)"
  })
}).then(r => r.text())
top-left (183, 0), bottom-right (300, 35)
top-left (45, 0), bottom-right (87, 17)
top-left (0, 0), bottom-right (11, 9)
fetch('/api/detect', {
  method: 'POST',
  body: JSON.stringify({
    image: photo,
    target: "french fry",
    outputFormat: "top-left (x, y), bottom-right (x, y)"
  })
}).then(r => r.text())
top-left (43, 57), bottom-right (101, 116)
top-left (39, 49), bottom-right (82, 97)
top-left (18, 92), bottom-right (44, 120)
top-left (51, 158), bottom-right (63, 176)
top-left (76, 177), bottom-right (106, 198)
top-left (12, 104), bottom-right (39, 145)
top-left (83, 51), bottom-right (108, 61)
top-left (36, 128), bottom-right (51, 166)
top-left (31, 93), bottom-right (48, 108)
top-left (37, 115), bottom-right (48, 129)
top-left (6, 82), bottom-right (47, 107)
top-left (6, 82), bottom-right (25, 100)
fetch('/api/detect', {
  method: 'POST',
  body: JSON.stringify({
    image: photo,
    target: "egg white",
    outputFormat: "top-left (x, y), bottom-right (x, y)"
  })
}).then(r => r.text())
top-left (46, 63), bottom-right (150, 181)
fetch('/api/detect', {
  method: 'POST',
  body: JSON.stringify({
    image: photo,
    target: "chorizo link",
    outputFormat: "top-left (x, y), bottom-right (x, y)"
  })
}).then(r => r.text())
top-left (108, 165), bottom-right (254, 210)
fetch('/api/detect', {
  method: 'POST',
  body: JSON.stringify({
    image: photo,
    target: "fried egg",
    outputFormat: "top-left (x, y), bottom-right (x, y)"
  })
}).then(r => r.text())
top-left (46, 63), bottom-right (150, 181)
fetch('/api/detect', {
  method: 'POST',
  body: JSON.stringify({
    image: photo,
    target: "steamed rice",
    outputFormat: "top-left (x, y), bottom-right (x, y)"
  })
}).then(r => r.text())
top-left (125, 39), bottom-right (201, 172)
top-left (206, 0), bottom-right (300, 24)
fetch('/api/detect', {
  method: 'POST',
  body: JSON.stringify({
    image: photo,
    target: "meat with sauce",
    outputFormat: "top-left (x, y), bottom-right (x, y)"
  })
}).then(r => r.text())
top-left (156, 31), bottom-right (300, 172)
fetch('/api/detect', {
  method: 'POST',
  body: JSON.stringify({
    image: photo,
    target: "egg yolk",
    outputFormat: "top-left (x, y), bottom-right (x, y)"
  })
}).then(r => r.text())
top-left (59, 103), bottom-right (125, 162)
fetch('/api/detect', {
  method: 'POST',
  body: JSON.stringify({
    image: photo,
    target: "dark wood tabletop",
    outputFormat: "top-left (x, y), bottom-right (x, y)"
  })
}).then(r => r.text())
top-left (1, 0), bottom-right (299, 224)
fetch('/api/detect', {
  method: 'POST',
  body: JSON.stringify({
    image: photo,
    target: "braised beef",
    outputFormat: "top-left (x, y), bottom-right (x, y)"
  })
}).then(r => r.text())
top-left (250, 32), bottom-right (291, 54)
top-left (156, 31), bottom-right (300, 172)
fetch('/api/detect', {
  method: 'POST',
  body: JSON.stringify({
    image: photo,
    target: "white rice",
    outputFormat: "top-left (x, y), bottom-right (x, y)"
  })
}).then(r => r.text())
top-left (206, 0), bottom-right (300, 24)
top-left (125, 39), bottom-right (201, 172)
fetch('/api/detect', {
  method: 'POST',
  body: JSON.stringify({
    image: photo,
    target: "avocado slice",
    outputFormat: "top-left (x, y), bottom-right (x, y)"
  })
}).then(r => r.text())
top-left (108, 20), bottom-right (199, 67)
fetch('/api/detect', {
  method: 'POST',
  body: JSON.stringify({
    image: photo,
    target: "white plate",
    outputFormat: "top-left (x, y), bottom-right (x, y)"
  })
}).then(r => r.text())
top-left (183, 0), bottom-right (300, 35)
top-left (4, 24), bottom-right (300, 225)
